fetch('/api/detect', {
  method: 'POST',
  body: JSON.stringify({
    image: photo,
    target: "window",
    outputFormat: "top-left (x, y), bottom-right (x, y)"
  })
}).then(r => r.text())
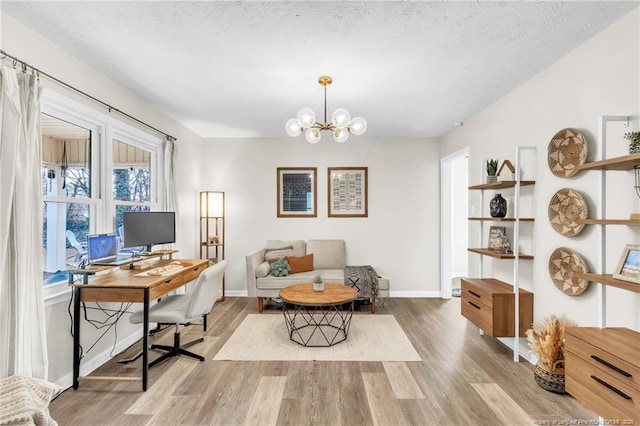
top-left (112, 137), bottom-right (156, 251)
top-left (41, 92), bottom-right (164, 297)
top-left (41, 114), bottom-right (94, 286)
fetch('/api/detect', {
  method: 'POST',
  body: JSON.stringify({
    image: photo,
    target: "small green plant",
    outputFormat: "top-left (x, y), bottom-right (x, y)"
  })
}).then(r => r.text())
top-left (271, 258), bottom-right (290, 277)
top-left (486, 159), bottom-right (498, 176)
top-left (314, 274), bottom-right (323, 284)
top-left (624, 131), bottom-right (640, 154)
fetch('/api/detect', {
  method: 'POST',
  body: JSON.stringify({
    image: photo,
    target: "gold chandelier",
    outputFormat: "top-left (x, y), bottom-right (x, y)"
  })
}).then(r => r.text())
top-left (285, 76), bottom-right (367, 143)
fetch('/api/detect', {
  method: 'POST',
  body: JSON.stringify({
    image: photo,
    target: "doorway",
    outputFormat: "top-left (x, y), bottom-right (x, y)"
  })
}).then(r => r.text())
top-left (440, 148), bottom-right (469, 298)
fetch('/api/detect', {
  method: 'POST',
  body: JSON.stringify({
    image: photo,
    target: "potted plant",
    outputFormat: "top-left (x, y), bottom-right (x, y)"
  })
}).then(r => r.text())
top-left (526, 315), bottom-right (576, 394)
top-left (624, 131), bottom-right (640, 154)
top-left (486, 159), bottom-right (498, 183)
top-left (313, 274), bottom-right (324, 292)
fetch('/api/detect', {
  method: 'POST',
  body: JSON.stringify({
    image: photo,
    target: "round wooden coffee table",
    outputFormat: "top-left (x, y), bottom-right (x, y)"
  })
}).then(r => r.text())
top-left (279, 283), bottom-right (357, 347)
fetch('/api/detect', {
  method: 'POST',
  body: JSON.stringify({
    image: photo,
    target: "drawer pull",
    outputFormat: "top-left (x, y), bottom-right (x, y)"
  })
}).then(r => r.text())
top-left (590, 355), bottom-right (632, 377)
top-left (468, 301), bottom-right (481, 310)
top-left (590, 375), bottom-right (632, 400)
top-left (468, 290), bottom-right (481, 298)
top-left (164, 279), bottom-right (172, 284)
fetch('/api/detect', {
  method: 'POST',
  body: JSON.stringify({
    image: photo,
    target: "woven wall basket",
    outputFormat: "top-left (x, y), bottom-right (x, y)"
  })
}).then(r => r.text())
top-left (533, 361), bottom-right (566, 394)
top-left (547, 128), bottom-right (587, 177)
top-left (548, 247), bottom-right (590, 296)
top-left (548, 188), bottom-right (588, 237)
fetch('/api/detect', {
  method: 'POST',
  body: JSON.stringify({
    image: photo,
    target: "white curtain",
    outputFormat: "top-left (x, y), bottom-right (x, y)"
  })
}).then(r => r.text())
top-left (0, 65), bottom-right (48, 379)
top-left (163, 136), bottom-right (178, 214)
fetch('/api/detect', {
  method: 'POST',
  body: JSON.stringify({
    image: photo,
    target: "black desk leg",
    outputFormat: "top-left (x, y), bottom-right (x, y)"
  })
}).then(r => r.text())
top-left (142, 288), bottom-right (149, 391)
top-left (72, 286), bottom-right (81, 389)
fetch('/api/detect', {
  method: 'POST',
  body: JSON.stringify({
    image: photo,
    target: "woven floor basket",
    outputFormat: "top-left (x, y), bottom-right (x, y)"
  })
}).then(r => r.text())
top-left (533, 362), bottom-right (566, 394)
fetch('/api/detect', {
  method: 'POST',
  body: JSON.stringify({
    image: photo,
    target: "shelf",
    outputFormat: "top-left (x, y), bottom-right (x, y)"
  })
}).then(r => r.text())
top-left (468, 248), bottom-right (534, 260)
top-left (577, 219), bottom-right (640, 225)
top-left (468, 180), bottom-right (535, 190)
top-left (200, 242), bottom-right (223, 247)
top-left (468, 217), bottom-right (534, 222)
top-left (576, 153), bottom-right (640, 171)
top-left (574, 273), bottom-right (640, 293)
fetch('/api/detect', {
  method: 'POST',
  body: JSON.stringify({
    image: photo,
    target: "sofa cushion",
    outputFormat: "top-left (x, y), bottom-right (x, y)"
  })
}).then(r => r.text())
top-left (264, 246), bottom-right (295, 265)
top-left (306, 240), bottom-right (346, 269)
top-left (257, 269), bottom-right (345, 290)
top-left (255, 261), bottom-right (271, 278)
top-left (267, 240), bottom-right (306, 257)
top-left (286, 254), bottom-right (314, 274)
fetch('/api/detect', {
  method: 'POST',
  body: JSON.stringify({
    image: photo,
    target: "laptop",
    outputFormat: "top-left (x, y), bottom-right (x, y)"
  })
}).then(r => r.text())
top-left (87, 234), bottom-right (134, 266)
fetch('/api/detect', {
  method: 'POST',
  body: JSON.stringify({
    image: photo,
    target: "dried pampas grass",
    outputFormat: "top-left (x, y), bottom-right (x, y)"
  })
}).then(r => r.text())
top-left (526, 315), bottom-right (577, 372)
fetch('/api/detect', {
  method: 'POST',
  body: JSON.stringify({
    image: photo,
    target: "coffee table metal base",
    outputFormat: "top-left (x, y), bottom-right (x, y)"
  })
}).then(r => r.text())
top-left (282, 302), bottom-right (354, 347)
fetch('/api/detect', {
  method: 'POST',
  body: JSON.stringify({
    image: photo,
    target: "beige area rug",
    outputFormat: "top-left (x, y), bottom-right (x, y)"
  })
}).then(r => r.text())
top-left (213, 314), bottom-right (422, 362)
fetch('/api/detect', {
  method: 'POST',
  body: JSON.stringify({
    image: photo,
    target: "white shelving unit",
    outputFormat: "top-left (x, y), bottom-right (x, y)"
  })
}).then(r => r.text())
top-left (467, 146), bottom-right (536, 362)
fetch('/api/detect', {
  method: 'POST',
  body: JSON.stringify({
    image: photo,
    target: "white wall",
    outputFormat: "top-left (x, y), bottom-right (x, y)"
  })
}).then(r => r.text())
top-left (200, 137), bottom-right (441, 297)
top-left (1, 11), bottom-right (205, 385)
top-left (440, 9), bottom-right (640, 331)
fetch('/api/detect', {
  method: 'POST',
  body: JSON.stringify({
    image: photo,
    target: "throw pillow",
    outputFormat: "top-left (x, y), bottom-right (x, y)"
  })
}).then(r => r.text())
top-left (271, 258), bottom-right (290, 277)
top-left (264, 246), bottom-right (295, 265)
top-left (286, 254), bottom-right (314, 274)
top-left (255, 261), bottom-right (270, 278)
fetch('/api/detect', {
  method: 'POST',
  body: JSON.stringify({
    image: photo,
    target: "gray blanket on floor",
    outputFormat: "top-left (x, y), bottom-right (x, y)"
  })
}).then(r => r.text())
top-left (344, 265), bottom-right (379, 299)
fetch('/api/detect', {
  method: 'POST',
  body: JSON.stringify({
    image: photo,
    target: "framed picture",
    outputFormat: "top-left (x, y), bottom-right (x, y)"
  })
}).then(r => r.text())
top-left (488, 226), bottom-right (512, 253)
top-left (613, 244), bottom-right (640, 284)
top-left (277, 167), bottom-right (317, 217)
top-left (328, 167), bottom-right (368, 217)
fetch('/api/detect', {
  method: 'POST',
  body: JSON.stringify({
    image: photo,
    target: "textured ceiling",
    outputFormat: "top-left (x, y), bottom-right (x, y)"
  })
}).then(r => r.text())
top-left (1, 1), bottom-right (637, 139)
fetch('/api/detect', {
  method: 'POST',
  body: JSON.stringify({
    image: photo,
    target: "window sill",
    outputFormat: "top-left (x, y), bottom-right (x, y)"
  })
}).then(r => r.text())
top-left (44, 283), bottom-right (72, 307)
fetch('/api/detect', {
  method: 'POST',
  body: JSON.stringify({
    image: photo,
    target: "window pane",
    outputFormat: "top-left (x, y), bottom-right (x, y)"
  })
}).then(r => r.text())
top-left (115, 205), bottom-right (150, 251)
top-left (41, 113), bottom-right (91, 198)
top-left (112, 139), bottom-right (151, 202)
top-left (43, 201), bottom-right (90, 285)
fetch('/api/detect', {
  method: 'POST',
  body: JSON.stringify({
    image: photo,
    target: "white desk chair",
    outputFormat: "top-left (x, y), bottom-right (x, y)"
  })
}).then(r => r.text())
top-left (129, 260), bottom-right (227, 367)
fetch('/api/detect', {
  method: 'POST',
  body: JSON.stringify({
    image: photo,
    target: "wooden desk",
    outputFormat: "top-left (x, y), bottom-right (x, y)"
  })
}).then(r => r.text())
top-left (70, 258), bottom-right (209, 391)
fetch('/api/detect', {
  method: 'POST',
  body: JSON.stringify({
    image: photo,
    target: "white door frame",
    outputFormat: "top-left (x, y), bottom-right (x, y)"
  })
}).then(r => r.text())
top-left (440, 147), bottom-right (469, 299)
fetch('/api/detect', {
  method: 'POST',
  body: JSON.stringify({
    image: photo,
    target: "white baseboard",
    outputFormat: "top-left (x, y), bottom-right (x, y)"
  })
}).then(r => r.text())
top-left (54, 329), bottom-right (144, 390)
top-left (388, 291), bottom-right (442, 298)
top-left (226, 290), bottom-right (248, 297)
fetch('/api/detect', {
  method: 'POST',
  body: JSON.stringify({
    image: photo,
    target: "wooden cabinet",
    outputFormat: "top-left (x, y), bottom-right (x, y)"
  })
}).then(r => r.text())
top-left (461, 278), bottom-right (533, 338)
top-left (565, 327), bottom-right (640, 422)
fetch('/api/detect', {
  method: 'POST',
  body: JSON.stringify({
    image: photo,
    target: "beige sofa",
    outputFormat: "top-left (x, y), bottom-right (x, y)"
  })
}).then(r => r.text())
top-left (246, 239), bottom-right (389, 313)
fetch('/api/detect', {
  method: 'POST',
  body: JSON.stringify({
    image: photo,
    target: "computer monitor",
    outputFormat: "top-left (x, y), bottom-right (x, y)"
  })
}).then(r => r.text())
top-left (122, 211), bottom-right (175, 253)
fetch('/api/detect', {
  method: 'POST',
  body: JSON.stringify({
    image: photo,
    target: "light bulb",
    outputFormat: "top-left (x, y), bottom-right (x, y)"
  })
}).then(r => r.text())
top-left (297, 108), bottom-right (316, 128)
top-left (333, 128), bottom-right (349, 143)
top-left (285, 118), bottom-right (303, 136)
top-left (331, 108), bottom-right (351, 127)
top-left (305, 128), bottom-right (321, 144)
top-left (348, 117), bottom-right (367, 135)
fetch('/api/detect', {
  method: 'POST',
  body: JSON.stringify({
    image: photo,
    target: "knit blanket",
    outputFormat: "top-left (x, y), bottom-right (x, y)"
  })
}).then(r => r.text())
top-left (344, 265), bottom-right (379, 299)
top-left (0, 375), bottom-right (62, 426)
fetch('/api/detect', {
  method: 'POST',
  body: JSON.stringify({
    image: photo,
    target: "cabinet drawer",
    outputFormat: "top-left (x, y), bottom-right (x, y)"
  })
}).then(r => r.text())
top-left (182, 262), bottom-right (208, 283)
top-left (566, 351), bottom-right (639, 422)
top-left (461, 280), bottom-right (493, 309)
top-left (149, 275), bottom-right (185, 300)
top-left (566, 332), bottom-right (640, 391)
top-left (461, 297), bottom-right (493, 335)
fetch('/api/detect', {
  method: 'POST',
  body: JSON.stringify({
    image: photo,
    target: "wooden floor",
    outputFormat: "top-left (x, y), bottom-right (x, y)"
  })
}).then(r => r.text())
top-left (50, 297), bottom-right (595, 425)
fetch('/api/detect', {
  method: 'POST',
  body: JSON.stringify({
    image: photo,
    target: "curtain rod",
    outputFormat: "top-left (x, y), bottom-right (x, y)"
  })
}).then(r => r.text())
top-left (0, 49), bottom-right (176, 141)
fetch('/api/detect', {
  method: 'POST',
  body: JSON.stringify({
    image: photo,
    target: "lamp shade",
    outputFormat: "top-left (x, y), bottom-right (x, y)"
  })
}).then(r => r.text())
top-left (200, 191), bottom-right (224, 218)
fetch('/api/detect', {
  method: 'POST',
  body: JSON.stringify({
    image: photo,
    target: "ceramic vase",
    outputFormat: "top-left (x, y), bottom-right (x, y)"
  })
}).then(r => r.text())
top-left (313, 281), bottom-right (324, 292)
top-left (489, 193), bottom-right (507, 218)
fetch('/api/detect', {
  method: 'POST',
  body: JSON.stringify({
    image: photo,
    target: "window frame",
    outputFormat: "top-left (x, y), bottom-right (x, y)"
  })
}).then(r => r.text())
top-left (41, 90), bottom-right (166, 305)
